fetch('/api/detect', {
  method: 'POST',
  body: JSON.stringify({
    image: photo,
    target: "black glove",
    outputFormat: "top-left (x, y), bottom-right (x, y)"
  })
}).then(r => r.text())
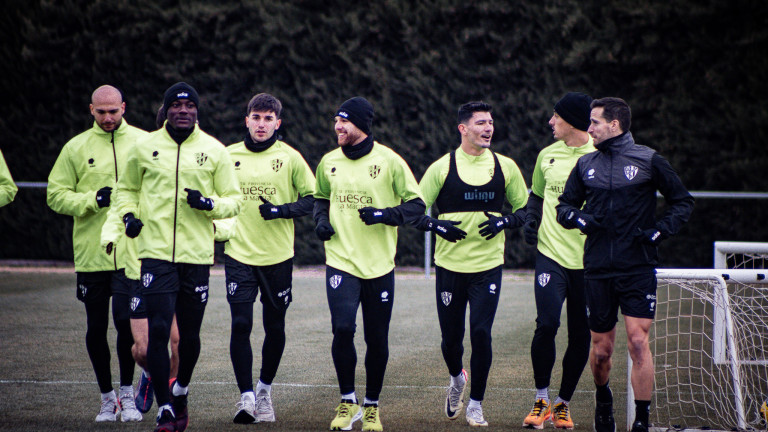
top-left (523, 218), bottom-right (538, 245)
top-left (427, 218), bottom-right (466, 243)
top-left (96, 186), bottom-right (112, 208)
top-left (478, 212), bottom-right (520, 240)
top-left (315, 220), bottom-right (335, 241)
top-left (259, 196), bottom-right (289, 220)
top-left (564, 209), bottom-right (602, 235)
top-left (358, 207), bottom-right (393, 225)
top-left (184, 188), bottom-right (214, 211)
top-left (123, 213), bottom-right (143, 238)
top-left (635, 227), bottom-right (664, 246)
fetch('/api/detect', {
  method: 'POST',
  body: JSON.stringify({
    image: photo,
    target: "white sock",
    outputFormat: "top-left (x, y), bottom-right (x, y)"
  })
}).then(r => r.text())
top-left (341, 392), bottom-right (357, 403)
top-left (536, 387), bottom-right (549, 402)
top-left (241, 391), bottom-right (255, 402)
top-left (256, 380), bottom-right (271, 394)
top-left (172, 382), bottom-right (188, 396)
top-left (468, 399), bottom-right (482, 409)
top-left (554, 396), bottom-right (568, 406)
top-left (450, 372), bottom-right (466, 386)
top-left (101, 390), bottom-right (116, 401)
top-left (119, 385), bottom-right (133, 396)
top-left (363, 397), bottom-right (378, 406)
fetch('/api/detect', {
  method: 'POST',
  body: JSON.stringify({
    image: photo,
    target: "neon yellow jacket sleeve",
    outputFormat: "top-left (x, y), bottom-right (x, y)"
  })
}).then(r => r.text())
top-left (0, 150), bottom-right (17, 207)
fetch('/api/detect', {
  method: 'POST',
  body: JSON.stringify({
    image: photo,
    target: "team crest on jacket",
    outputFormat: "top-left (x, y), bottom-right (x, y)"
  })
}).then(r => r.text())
top-left (227, 282), bottom-right (238, 296)
top-left (142, 273), bottom-right (154, 288)
top-left (130, 297), bottom-right (141, 311)
top-left (624, 165), bottom-right (639, 181)
top-left (195, 152), bottom-right (208, 166)
top-left (329, 275), bottom-right (342, 289)
top-left (369, 165), bottom-right (381, 179)
top-left (441, 291), bottom-right (452, 306)
top-left (271, 159), bottom-right (283, 172)
top-left (538, 273), bottom-right (551, 287)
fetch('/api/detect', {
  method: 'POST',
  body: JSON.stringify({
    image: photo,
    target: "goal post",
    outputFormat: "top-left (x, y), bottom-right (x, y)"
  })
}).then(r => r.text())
top-left (714, 241), bottom-right (768, 270)
top-left (627, 267), bottom-right (768, 432)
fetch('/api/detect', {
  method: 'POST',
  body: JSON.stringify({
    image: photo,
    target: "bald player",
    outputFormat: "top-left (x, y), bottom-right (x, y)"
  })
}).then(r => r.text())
top-left (48, 85), bottom-right (148, 423)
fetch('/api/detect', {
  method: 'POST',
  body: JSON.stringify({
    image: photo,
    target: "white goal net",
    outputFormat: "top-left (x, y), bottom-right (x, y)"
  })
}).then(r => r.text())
top-left (631, 242), bottom-right (768, 432)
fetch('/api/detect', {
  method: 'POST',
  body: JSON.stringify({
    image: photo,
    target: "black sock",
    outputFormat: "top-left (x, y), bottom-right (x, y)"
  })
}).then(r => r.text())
top-left (595, 381), bottom-right (613, 404)
top-left (634, 400), bottom-right (650, 425)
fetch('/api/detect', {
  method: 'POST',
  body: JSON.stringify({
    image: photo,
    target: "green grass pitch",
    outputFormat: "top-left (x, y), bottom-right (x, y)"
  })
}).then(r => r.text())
top-left (0, 267), bottom-right (629, 431)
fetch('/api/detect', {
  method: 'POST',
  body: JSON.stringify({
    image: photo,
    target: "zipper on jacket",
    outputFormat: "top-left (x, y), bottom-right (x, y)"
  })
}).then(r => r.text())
top-left (111, 131), bottom-right (118, 271)
top-left (172, 144), bottom-right (181, 263)
top-left (608, 150), bottom-right (614, 266)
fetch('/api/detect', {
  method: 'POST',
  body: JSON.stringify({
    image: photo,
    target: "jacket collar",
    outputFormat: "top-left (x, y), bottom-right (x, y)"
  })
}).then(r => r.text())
top-left (165, 122), bottom-right (199, 145)
top-left (595, 131), bottom-right (634, 154)
top-left (91, 119), bottom-right (129, 137)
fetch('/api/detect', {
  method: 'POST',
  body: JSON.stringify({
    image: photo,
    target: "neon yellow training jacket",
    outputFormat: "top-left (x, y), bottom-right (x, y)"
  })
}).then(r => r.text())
top-left (115, 124), bottom-right (241, 265)
top-left (47, 120), bottom-right (149, 272)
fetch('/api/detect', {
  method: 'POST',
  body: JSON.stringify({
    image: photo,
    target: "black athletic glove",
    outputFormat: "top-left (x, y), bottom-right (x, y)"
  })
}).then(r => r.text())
top-left (427, 218), bottom-right (466, 243)
top-left (478, 212), bottom-right (521, 240)
top-left (259, 196), bottom-right (289, 220)
top-left (123, 213), bottom-right (143, 238)
top-left (315, 220), bottom-right (335, 241)
top-left (523, 217), bottom-right (538, 245)
top-left (184, 188), bottom-right (214, 211)
top-left (96, 186), bottom-right (112, 208)
top-left (635, 227), bottom-right (664, 246)
top-left (564, 209), bottom-right (602, 235)
top-left (358, 207), bottom-right (393, 225)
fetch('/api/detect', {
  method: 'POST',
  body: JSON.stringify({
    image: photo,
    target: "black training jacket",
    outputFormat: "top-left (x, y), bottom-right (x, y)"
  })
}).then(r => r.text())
top-left (555, 132), bottom-right (694, 279)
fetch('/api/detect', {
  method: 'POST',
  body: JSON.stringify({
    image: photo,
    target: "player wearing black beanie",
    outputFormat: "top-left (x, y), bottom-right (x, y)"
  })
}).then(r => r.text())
top-left (314, 96), bottom-right (425, 432)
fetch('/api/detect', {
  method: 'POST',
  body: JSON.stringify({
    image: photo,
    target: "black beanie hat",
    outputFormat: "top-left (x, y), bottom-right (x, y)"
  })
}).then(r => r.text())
top-left (335, 97), bottom-right (374, 135)
top-left (163, 82), bottom-right (200, 115)
top-left (554, 92), bottom-right (593, 132)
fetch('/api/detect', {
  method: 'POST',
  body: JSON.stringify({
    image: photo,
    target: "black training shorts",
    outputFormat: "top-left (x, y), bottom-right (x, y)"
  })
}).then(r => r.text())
top-left (585, 272), bottom-right (657, 333)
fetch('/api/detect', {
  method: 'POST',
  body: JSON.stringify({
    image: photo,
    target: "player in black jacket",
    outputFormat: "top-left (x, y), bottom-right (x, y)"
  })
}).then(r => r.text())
top-left (556, 97), bottom-right (694, 432)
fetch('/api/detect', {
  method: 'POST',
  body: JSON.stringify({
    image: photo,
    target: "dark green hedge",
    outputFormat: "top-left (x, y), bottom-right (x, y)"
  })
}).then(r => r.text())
top-left (2, 0), bottom-right (767, 267)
